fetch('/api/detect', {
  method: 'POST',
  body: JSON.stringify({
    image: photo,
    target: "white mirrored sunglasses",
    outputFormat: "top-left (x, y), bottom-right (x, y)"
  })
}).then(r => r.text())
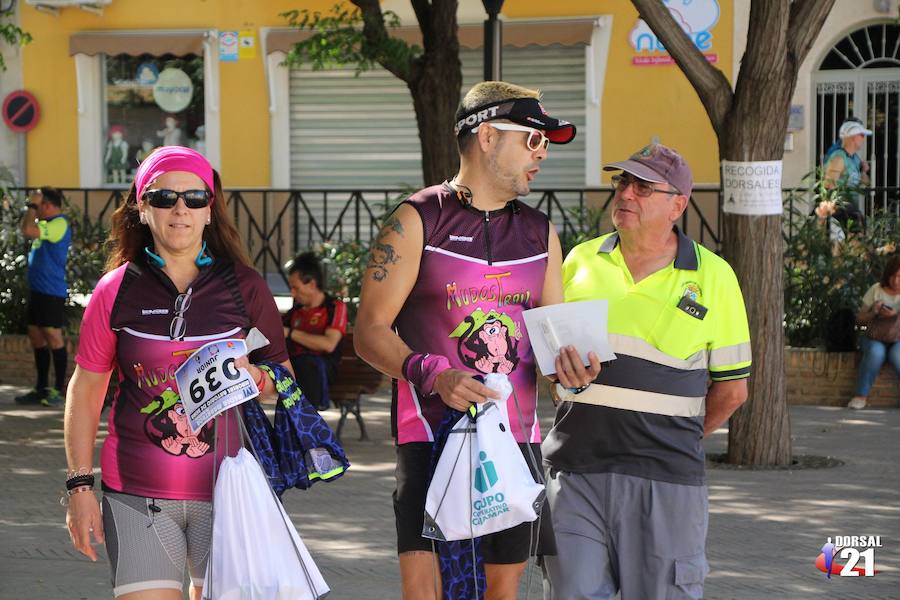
top-left (472, 122), bottom-right (550, 151)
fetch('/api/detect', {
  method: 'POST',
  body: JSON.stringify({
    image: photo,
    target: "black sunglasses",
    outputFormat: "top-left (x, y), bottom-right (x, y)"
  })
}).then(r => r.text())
top-left (143, 189), bottom-right (212, 209)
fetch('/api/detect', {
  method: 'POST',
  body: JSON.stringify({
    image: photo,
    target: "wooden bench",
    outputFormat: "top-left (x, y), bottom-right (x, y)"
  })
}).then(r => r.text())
top-left (329, 332), bottom-right (386, 441)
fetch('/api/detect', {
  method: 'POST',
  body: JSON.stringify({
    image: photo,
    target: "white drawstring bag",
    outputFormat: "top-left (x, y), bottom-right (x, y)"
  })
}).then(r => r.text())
top-left (422, 374), bottom-right (545, 542)
top-left (202, 448), bottom-right (329, 600)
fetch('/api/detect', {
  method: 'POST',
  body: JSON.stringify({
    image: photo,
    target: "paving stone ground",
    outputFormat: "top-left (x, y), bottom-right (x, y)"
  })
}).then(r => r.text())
top-left (1, 383), bottom-right (897, 599)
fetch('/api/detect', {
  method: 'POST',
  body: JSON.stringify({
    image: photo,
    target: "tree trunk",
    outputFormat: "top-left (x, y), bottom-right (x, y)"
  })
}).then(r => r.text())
top-left (723, 212), bottom-right (792, 465)
top-left (408, 54), bottom-right (461, 186)
top-left (352, 0), bottom-right (461, 187)
top-left (631, 0), bottom-right (835, 466)
top-left (720, 45), bottom-right (795, 466)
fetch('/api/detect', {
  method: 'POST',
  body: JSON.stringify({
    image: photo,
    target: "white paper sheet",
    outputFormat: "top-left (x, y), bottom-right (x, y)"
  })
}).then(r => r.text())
top-left (522, 300), bottom-right (616, 376)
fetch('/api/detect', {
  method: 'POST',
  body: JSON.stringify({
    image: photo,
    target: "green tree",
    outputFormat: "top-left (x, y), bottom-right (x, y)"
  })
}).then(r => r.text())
top-left (0, 1), bottom-right (32, 72)
top-left (282, 1), bottom-right (462, 186)
top-left (631, 0), bottom-right (836, 466)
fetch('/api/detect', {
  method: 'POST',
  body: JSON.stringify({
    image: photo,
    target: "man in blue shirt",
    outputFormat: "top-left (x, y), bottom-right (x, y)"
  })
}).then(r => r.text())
top-left (15, 187), bottom-right (72, 407)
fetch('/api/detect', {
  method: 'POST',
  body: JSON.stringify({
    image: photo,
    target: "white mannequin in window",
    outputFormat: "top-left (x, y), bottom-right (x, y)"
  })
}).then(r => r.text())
top-left (192, 125), bottom-right (206, 156)
top-left (156, 116), bottom-right (183, 147)
top-left (135, 139), bottom-right (156, 165)
top-left (104, 126), bottom-right (129, 184)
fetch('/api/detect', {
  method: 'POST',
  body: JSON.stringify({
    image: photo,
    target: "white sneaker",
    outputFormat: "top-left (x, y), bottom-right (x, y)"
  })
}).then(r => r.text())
top-left (847, 396), bottom-right (867, 410)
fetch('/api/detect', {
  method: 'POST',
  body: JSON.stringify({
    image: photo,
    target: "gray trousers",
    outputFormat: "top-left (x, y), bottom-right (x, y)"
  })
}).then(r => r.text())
top-left (544, 471), bottom-right (709, 600)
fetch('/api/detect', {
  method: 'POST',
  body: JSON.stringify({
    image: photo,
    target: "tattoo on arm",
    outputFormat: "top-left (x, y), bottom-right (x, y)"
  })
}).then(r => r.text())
top-left (367, 214), bottom-right (403, 281)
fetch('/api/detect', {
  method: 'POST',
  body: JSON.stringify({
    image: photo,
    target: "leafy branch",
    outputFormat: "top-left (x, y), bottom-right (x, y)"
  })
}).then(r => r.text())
top-left (281, 4), bottom-right (421, 81)
top-left (0, 1), bottom-right (32, 72)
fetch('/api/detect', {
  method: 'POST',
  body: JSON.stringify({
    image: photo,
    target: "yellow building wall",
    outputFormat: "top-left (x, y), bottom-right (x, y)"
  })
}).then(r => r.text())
top-left (20, 0), bottom-right (337, 187)
top-left (506, 0), bottom-right (733, 184)
top-left (21, 0), bottom-right (732, 187)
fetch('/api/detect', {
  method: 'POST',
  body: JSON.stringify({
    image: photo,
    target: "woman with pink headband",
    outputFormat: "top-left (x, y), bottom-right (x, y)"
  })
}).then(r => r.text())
top-left (62, 146), bottom-right (291, 599)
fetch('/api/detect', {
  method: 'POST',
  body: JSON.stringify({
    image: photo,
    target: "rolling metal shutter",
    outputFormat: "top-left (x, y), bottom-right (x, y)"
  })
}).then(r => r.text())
top-left (288, 45), bottom-right (586, 189)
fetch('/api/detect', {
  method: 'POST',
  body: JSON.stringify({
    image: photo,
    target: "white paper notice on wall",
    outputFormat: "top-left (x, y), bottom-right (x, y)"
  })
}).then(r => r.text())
top-left (721, 160), bottom-right (783, 215)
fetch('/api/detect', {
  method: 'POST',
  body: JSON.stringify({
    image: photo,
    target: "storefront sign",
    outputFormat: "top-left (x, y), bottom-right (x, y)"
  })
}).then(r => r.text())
top-left (2, 90), bottom-right (40, 133)
top-left (153, 68), bottom-right (193, 113)
top-left (722, 160), bottom-right (783, 215)
top-left (787, 105), bottom-right (804, 132)
top-left (136, 62), bottom-right (159, 85)
top-left (175, 338), bottom-right (258, 433)
top-left (630, 0), bottom-right (719, 66)
top-left (238, 29), bottom-right (257, 60)
top-left (219, 31), bottom-right (239, 62)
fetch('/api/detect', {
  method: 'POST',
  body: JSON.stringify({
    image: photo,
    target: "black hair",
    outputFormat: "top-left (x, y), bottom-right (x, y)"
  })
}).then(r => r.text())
top-left (287, 251), bottom-right (324, 290)
top-left (457, 131), bottom-right (477, 155)
top-left (38, 187), bottom-right (63, 208)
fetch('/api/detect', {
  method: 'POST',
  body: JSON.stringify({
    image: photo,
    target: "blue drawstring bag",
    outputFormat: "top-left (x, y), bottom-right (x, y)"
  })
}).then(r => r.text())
top-left (428, 405), bottom-right (486, 600)
top-left (242, 362), bottom-right (349, 496)
top-left (241, 398), bottom-right (286, 493)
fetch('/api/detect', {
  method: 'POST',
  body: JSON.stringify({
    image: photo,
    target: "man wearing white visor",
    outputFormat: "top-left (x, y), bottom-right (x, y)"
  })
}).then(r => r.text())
top-left (824, 117), bottom-right (873, 222)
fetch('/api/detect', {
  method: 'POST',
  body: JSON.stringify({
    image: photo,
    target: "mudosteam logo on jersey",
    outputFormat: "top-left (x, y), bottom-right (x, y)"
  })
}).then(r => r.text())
top-left (816, 535), bottom-right (882, 578)
top-left (472, 451), bottom-right (509, 526)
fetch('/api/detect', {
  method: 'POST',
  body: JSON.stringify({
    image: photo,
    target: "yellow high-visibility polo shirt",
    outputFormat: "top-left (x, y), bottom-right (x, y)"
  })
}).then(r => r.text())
top-left (542, 228), bottom-right (751, 485)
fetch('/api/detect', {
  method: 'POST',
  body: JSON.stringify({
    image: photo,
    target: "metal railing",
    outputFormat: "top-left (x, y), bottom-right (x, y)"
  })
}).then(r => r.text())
top-left (6, 184), bottom-right (897, 289)
top-left (783, 185), bottom-right (900, 243)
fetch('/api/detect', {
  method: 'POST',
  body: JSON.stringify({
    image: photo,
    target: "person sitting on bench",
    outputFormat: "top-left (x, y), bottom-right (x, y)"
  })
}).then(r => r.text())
top-left (282, 252), bottom-right (348, 410)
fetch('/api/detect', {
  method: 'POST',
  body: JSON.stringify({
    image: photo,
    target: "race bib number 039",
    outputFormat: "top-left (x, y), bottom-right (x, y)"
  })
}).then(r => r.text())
top-left (175, 339), bottom-right (258, 433)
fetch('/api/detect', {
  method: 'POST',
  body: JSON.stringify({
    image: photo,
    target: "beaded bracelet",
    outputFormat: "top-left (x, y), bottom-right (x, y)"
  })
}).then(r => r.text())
top-left (66, 467), bottom-right (93, 478)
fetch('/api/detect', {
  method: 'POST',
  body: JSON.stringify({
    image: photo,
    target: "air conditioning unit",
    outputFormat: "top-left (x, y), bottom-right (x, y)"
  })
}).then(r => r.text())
top-left (26, 0), bottom-right (111, 15)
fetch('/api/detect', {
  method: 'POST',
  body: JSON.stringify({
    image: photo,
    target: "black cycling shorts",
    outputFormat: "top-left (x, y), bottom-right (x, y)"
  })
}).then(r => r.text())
top-left (27, 290), bottom-right (67, 328)
top-left (393, 441), bottom-right (555, 563)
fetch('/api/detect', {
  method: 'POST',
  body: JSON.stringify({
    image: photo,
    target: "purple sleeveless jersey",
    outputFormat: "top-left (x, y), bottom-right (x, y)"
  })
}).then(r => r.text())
top-left (393, 184), bottom-right (549, 444)
top-left (76, 259), bottom-right (287, 501)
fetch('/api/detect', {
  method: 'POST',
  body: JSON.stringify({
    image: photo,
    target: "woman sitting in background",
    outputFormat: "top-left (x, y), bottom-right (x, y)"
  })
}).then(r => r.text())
top-left (849, 254), bottom-right (900, 409)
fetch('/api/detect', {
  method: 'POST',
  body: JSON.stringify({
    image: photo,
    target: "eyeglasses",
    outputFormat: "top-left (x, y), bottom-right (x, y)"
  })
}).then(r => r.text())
top-left (169, 287), bottom-right (193, 340)
top-left (473, 123), bottom-right (550, 152)
top-left (143, 189), bottom-right (212, 209)
top-left (611, 174), bottom-right (679, 198)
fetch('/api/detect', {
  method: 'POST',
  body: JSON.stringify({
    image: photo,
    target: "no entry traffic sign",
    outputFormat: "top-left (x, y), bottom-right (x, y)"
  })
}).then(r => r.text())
top-left (2, 90), bottom-right (40, 133)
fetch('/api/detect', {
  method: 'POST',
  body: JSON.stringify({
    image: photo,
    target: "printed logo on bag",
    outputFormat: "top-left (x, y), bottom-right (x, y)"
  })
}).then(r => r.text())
top-left (472, 451), bottom-right (510, 526)
top-left (815, 535), bottom-right (882, 578)
top-left (474, 451), bottom-right (498, 493)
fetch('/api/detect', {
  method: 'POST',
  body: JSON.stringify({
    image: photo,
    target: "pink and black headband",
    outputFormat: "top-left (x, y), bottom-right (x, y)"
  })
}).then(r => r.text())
top-left (134, 146), bottom-right (215, 206)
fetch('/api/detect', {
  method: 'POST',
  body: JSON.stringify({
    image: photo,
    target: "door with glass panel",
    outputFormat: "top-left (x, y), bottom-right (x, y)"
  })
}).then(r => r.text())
top-left (813, 23), bottom-right (900, 215)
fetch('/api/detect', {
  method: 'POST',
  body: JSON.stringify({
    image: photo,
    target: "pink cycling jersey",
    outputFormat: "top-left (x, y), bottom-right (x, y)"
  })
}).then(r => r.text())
top-left (393, 184), bottom-right (549, 444)
top-left (76, 258), bottom-right (287, 501)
